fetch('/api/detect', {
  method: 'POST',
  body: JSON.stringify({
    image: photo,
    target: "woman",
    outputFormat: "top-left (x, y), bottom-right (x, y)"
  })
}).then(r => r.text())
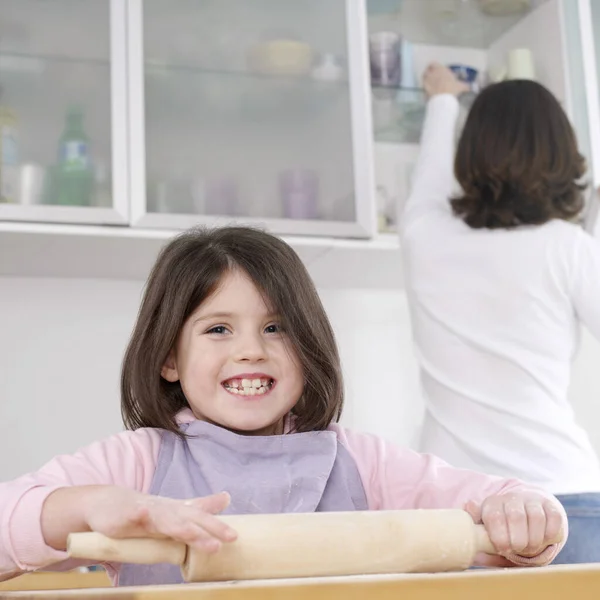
top-left (401, 63), bottom-right (600, 563)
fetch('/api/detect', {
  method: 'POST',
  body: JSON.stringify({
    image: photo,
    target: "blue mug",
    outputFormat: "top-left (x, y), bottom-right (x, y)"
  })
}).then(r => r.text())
top-left (448, 64), bottom-right (479, 92)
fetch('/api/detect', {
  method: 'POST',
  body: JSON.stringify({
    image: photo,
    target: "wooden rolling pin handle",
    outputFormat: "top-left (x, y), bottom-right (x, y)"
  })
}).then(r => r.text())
top-left (67, 532), bottom-right (187, 566)
top-left (474, 524), bottom-right (498, 554)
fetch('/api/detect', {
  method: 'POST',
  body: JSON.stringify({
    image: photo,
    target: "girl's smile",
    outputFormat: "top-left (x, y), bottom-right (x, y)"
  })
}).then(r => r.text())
top-left (221, 373), bottom-right (276, 398)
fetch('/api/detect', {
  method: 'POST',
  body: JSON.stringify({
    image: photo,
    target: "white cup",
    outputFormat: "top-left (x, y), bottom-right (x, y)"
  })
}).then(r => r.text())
top-left (507, 48), bottom-right (535, 80)
top-left (19, 163), bottom-right (45, 205)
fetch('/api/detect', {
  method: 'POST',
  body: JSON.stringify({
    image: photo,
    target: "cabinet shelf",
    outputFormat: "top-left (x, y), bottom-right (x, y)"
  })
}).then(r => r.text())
top-left (0, 50), bottom-right (109, 72)
top-left (146, 60), bottom-right (349, 85)
top-left (144, 62), bottom-right (348, 120)
top-left (0, 222), bottom-right (404, 290)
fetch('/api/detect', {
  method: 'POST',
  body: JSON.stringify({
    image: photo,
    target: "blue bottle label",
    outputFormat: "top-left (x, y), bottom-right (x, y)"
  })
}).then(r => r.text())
top-left (60, 141), bottom-right (89, 171)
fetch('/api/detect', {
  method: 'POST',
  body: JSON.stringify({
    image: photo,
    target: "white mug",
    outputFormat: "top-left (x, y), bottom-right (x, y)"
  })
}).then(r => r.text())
top-left (507, 48), bottom-right (535, 80)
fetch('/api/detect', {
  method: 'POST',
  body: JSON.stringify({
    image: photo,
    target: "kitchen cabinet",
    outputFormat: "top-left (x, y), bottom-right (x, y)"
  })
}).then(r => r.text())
top-left (130, 0), bottom-right (375, 239)
top-left (0, 0), bottom-right (129, 225)
top-left (1, 0), bottom-right (598, 288)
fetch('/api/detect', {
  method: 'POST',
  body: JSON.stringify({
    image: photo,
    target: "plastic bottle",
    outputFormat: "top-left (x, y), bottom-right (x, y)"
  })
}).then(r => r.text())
top-left (55, 105), bottom-right (93, 206)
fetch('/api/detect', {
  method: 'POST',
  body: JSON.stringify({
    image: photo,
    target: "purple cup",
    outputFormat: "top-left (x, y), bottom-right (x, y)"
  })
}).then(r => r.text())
top-left (279, 169), bottom-right (319, 220)
top-left (369, 32), bottom-right (401, 88)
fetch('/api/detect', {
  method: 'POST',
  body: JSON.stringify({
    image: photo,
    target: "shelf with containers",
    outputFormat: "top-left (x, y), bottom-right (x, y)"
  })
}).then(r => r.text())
top-left (367, 0), bottom-right (557, 147)
top-left (1, 0), bottom-right (600, 289)
top-left (367, 0), bottom-right (600, 238)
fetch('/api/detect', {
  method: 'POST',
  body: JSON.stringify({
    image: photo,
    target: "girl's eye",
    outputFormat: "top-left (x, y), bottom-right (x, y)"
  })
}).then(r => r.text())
top-left (264, 323), bottom-right (281, 334)
top-left (206, 325), bottom-right (229, 335)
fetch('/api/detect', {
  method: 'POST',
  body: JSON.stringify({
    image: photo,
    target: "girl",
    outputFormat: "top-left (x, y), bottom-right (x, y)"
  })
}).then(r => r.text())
top-left (400, 64), bottom-right (600, 564)
top-left (0, 226), bottom-right (566, 586)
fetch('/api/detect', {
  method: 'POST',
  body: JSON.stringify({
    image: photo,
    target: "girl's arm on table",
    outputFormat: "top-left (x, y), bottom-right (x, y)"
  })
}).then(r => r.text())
top-left (0, 428), bottom-right (160, 577)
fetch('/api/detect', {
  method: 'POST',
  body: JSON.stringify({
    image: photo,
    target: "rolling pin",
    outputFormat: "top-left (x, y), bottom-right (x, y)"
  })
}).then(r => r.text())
top-left (67, 509), bottom-right (559, 582)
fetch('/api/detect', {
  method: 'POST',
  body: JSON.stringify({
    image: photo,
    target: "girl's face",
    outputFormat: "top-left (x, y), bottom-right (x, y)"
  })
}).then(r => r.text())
top-left (161, 269), bottom-right (304, 435)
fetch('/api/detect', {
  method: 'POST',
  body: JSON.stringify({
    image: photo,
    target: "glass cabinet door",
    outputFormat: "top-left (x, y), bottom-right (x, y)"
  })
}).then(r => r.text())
top-left (129, 0), bottom-right (376, 238)
top-left (0, 0), bottom-right (128, 224)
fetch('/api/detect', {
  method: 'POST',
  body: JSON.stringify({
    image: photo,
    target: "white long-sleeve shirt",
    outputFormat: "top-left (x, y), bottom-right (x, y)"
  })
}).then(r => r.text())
top-left (400, 94), bottom-right (600, 495)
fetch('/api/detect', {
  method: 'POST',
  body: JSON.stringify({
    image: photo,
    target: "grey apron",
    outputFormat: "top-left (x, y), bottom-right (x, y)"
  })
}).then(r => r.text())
top-left (118, 420), bottom-right (367, 586)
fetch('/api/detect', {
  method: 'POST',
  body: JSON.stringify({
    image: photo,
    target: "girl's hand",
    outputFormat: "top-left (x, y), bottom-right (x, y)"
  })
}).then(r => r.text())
top-left (423, 62), bottom-right (470, 98)
top-left (82, 486), bottom-right (237, 553)
top-left (465, 492), bottom-right (565, 562)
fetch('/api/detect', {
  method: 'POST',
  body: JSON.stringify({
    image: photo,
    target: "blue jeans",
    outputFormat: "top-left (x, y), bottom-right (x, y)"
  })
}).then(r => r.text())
top-left (553, 493), bottom-right (600, 564)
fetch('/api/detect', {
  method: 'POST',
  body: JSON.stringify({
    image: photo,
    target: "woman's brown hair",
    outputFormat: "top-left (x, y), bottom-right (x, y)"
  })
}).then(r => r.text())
top-left (452, 79), bottom-right (587, 229)
top-left (121, 226), bottom-right (343, 436)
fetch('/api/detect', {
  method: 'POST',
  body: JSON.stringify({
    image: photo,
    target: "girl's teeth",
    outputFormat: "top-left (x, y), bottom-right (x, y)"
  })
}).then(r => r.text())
top-left (224, 378), bottom-right (273, 395)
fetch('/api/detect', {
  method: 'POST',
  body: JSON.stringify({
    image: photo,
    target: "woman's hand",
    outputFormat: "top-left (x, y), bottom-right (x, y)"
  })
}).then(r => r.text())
top-left (42, 486), bottom-right (237, 554)
top-left (423, 62), bottom-right (470, 98)
top-left (465, 492), bottom-right (565, 562)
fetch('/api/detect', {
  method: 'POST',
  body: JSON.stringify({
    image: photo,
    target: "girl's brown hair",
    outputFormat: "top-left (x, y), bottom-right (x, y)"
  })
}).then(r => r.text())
top-left (121, 226), bottom-right (343, 436)
top-left (452, 79), bottom-right (587, 229)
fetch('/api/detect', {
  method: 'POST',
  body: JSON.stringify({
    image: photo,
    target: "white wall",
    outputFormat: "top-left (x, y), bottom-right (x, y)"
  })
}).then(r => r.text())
top-left (0, 278), bottom-right (139, 478)
top-left (1, 276), bottom-right (599, 482)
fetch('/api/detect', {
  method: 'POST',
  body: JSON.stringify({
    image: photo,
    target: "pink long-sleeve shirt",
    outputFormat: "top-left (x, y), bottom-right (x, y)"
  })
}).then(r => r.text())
top-left (0, 410), bottom-right (567, 584)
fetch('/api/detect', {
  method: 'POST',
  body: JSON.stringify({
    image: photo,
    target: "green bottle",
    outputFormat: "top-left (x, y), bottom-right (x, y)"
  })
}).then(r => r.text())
top-left (54, 105), bottom-right (93, 206)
